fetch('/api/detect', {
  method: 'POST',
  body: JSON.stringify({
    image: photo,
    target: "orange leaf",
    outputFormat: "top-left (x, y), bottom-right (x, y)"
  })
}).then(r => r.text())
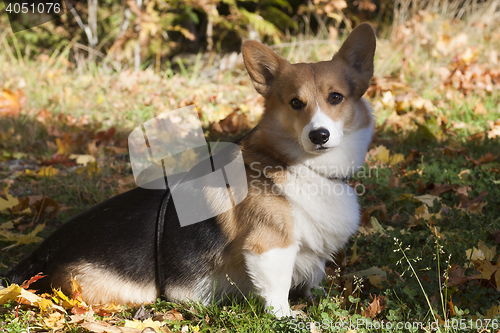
top-left (21, 273), bottom-right (47, 289)
top-left (0, 89), bottom-right (25, 117)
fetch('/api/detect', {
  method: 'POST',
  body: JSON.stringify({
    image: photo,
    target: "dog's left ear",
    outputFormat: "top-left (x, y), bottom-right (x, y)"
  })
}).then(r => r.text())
top-left (334, 23), bottom-right (376, 97)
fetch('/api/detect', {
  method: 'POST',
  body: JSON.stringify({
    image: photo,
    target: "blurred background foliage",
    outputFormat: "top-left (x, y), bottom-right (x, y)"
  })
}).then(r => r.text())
top-left (1, 0), bottom-right (498, 71)
top-left (0, 0), bottom-right (469, 69)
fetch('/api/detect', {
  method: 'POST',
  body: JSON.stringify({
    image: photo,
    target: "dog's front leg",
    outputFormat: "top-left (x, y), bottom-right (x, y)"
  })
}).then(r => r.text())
top-left (244, 245), bottom-right (299, 318)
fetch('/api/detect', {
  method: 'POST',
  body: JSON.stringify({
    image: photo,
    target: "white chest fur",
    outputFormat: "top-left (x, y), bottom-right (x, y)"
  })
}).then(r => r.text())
top-left (279, 165), bottom-right (360, 287)
top-left (278, 123), bottom-right (374, 288)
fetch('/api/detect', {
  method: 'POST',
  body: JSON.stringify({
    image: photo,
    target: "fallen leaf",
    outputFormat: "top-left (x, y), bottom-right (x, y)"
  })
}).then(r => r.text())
top-left (486, 304), bottom-right (500, 319)
top-left (2, 223), bottom-right (45, 249)
top-left (21, 273), bottom-right (47, 289)
top-left (124, 318), bottom-right (165, 332)
top-left (343, 266), bottom-right (386, 280)
top-left (43, 311), bottom-right (66, 330)
top-left (447, 264), bottom-right (473, 286)
top-left (94, 301), bottom-right (124, 316)
top-left (164, 309), bottom-right (184, 321)
top-left (362, 294), bottom-right (386, 319)
top-left (0, 187), bottom-right (19, 212)
top-left (95, 127), bottom-right (116, 141)
top-left (428, 184), bottom-right (455, 196)
top-left (466, 240), bottom-right (496, 261)
top-left (55, 134), bottom-right (73, 155)
top-left (30, 195), bottom-right (60, 219)
top-left (0, 88), bottom-right (25, 117)
top-left (360, 203), bottom-right (387, 226)
top-left (0, 284), bottom-right (22, 305)
top-left (41, 153), bottom-right (75, 166)
top-left (38, 166), bottom-right (59, 177)
top-left (471, 259), bottom-right (497, 280)
top-left (367, 145), bottom-right (404, 166)
top-left (467, 153), bottom-right (499, 167)
top-left (458, 190), bottom-right (488, 214)
top-left (69, 154), bottom-right (96, 166)
top-left (415, 194), bottom-right (441, 207)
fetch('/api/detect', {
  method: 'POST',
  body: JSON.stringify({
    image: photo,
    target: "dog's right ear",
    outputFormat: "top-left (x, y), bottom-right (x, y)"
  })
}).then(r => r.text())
top-left (242, 40), bottom-right (285, 96)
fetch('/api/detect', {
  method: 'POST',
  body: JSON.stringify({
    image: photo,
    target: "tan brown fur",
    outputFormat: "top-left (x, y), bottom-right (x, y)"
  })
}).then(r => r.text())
top-left (215, 131), bottom-right (295, 255)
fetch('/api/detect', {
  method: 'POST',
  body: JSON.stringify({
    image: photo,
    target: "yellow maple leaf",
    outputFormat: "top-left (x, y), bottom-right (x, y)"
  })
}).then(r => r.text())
top-left (389, 153), bottom-right (405, 165)
top-left (0, 284), bottom-right (22, 305)
top-left (38, 166), bottom-right (58, 177)
top-left (486, 304), bottom-right (500, 319)
top-left (0, 187), bottom-right (19, 212)
top-left (466, 240), bottom-right (496, 261)
top-left (3, 223), bottom-right (45, 249)
top-left (124, 318), bottom-right (164, 332)
top-left (51, 286), bottom-right (87, 310)
top-left (373, 145), bottom-right (390, 164)
top-left (371, 145), bottom-right (405, 165)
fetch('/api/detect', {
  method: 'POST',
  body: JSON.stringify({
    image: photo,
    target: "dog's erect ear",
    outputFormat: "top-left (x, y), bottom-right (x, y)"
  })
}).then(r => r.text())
top-left (334, 23), bottom-right (376, 96)
top-left (242, 40), bottom-right (285, 96)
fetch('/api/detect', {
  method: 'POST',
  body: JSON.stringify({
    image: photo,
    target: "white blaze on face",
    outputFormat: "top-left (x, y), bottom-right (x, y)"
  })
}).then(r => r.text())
top-left (301, 103), bottom-right (344, 153)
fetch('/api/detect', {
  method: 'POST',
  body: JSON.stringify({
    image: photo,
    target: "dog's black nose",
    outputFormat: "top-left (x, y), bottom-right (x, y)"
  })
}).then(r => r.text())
top-left (309, 128), bottom-right (330, 145)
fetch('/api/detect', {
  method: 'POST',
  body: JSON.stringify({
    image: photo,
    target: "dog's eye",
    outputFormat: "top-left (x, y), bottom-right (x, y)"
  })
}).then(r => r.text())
top-left (328, 92), bottom-right (343, 105)
top-left (290, 98), bottom-right (305, 110)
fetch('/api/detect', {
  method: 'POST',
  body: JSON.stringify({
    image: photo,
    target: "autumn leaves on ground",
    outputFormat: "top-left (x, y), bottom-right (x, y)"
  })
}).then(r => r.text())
top-left (1, 11), bottom-right (500, 333)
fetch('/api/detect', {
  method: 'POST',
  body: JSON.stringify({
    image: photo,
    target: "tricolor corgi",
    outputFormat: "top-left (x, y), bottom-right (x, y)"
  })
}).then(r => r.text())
top-left (5, 23), bottom-right (375, 318)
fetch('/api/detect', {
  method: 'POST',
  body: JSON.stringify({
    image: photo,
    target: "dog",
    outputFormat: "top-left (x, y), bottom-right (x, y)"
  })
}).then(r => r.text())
top-left (5, 23), bottom-right (375, 318)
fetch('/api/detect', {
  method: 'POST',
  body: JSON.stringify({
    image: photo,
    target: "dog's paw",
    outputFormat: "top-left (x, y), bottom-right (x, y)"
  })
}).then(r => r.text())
top-left (268, 305), bottom-right (293, 319)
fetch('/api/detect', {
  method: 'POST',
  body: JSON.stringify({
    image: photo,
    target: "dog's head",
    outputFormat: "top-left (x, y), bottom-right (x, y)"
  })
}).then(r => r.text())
top-left (242, 23), bottom-right (376, 160)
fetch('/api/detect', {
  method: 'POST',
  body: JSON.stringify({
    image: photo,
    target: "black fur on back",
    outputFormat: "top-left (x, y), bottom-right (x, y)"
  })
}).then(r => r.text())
top-left (4, 184), bottom-right (228, 296)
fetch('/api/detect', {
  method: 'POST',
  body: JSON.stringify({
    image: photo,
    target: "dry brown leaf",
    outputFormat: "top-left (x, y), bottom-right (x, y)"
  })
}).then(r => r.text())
top-left (360, 203), bottom-right (387, 226)
top-left (429, 184), bottom-right (455, 196)
top-left (458, 190), bottom-right (488, 214)
top-left (164, 309), bottom-right (183, 321)
top-left (467, 153), bottom-right (499, 166)
top-left (447, 264), bottom-right (473, 287)
top-left (362, 294), bottom-right (386, 319)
